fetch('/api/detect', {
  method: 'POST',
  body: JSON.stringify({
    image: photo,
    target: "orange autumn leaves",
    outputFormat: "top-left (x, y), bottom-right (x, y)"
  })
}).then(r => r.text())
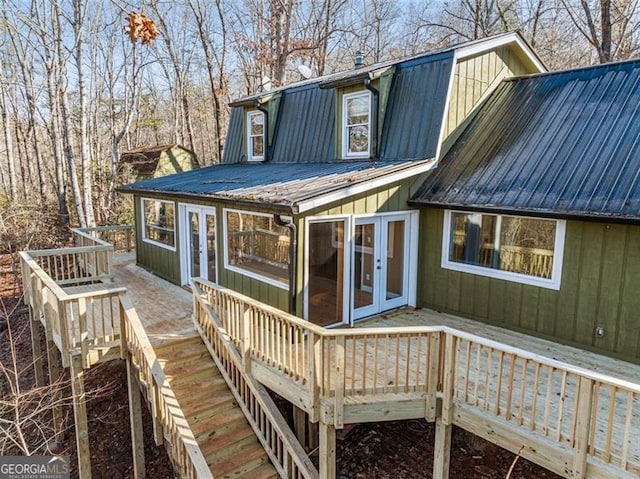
top-left (125, 11), bottom-right (158, 46)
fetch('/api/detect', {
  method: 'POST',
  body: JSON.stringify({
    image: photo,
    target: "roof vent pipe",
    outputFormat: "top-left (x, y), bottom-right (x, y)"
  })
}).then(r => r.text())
top-left (354, 50), bottom-right (364, 69)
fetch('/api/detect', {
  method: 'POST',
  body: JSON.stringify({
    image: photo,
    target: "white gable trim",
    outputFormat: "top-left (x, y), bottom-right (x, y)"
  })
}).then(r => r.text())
top-left (454, 33), bottom-right (547, 73)
top-left (294, 160), bottom-right (436, 214)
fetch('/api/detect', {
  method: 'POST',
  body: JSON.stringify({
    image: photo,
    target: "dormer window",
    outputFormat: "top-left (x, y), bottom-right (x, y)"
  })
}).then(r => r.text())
top-left (342, 91), bottom-right (371, 158)
top-left (247, 110), bottom-right (265, 161)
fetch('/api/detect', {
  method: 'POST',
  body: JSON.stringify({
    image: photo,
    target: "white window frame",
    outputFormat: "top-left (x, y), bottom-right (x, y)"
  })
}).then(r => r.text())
top-left (223, 208), bottom-right (289, 290)
top-left (342, 91), bottom-right (371, 159)
top-left (140, 197), bottom-right (176, 251)
top-left (246, 110), bottom-right (265, 162)
top-left (441, 210), bottom-right (565, 290)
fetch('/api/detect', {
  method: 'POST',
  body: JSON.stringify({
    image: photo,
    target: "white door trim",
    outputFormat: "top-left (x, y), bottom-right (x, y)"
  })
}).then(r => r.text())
top-left (179, 204), bottom-right (218, 286)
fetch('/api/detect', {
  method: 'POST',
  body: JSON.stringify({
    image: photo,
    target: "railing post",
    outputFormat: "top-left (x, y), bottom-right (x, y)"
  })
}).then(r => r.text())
top-left (433, 333), bottom-right (456, 479)
top-left (119, 299), bottom-right (127, 359)
top-left (309, 332), bottom-right (321, 423)
top-left (77, 297), bottom-right (89, 369)
top-left (333, 336), bottom-right (345, 429)
top-left (426, 332), bottom-right (441, 422)
top-left (57, 299), bottom-right (70, 368)
top-left (571, 376), bottom-right (594, 478)
top-left (242, 302), bottom-right (252, 373)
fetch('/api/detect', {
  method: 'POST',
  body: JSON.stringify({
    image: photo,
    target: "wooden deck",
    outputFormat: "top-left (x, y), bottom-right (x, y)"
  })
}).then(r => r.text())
top-left (110, 253), bottom-right (197, 345)
top-left (357, 308), bottom-right (640, 382)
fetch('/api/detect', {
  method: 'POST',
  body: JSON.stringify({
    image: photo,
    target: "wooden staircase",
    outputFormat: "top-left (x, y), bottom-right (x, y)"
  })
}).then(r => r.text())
top-left (155, 337), bottom-right (278, 479)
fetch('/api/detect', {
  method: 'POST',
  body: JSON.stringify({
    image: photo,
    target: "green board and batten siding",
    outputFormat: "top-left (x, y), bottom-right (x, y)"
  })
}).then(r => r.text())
top-left (134, 195), bottom-right (182, 283)
top-left (133, 194), bottom-right (289, 312)
top-left (419, 208), bottom-right (640, 363)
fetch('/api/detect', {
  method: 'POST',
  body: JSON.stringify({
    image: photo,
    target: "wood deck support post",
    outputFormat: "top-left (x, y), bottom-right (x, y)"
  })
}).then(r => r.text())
top-left (29, 308), bottom-right (45, 388)
top-left (434, 417), bottom-right (452, 479)
top-left (126, 357), bottom-right (146, 479)
top-left (70, 355), bottom-right (91, 479)
top-left (309, 419), bottom-right (319, 451)
top-left (319, 421), bottom-right (336, 479)
top-left (293, 406), bottom-right (308, 449)
top-left (45, 321), bottom-right (64, 437)
top-left (433, 334), bottom-right (456, 479)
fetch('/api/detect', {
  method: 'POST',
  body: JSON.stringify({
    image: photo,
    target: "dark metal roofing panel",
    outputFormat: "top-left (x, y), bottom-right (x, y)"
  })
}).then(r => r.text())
top-left (270, 85), bottom-right (336, 163)
top-left (411, 60), bottom-right (640, 221)
top-left (221, 107), bottom-right (244, 164)
top-left (119, 160), bottom-right (432, 211)
top-left (379, 53), bottom-right (454, 161)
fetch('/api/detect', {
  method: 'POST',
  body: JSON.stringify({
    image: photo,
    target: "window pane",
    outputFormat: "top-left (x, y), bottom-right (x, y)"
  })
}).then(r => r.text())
top-left (143, 199), bottom-right (175, 247)
top-left (308, 221), bottom-right (344, 326)
top-left (251, 113), bottom-right (264, 134)
top-left (347, 95), bottom-right (369, 125)
top-left (449, 211), bottom-right (557, 281)
top-left (252, 136), bottom-right (264, 156)
top-left (499, 216), bottom-right (556, 278)
top-left (386, 220), bottom-right (405, 300)
top-left (226, 211), bottom-right (289, 285)
top-left (348, 125), bottom-right (369, 153)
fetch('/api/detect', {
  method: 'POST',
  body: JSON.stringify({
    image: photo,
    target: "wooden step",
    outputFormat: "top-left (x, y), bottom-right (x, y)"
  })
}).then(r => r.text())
top-left (209, 441), bottom-right (270, 478)
top-left (160, 342), bottom-right (209, 370)
top-left (184, 393), bottom-right (238, 423)
top-left (236, 463), bottom-right (278, 479)
top-left (191, 407), bottom-right (247, 440)
top-left (167, 361), bottom-right (220, 388)
top-left (154, 335), bottom-right (202, 356)
top-left (200, 423), bottom-right (257, 465)
top-left (171, 370), bottom-right (229, 401)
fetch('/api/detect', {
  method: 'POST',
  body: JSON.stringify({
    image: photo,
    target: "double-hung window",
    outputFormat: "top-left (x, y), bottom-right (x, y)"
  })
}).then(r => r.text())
top-left (342, 91), bottom-right (371, 158)
top-left (247, 110), bottom-right (265, 161)
top-left (442, 210), bottom-right (565, 289)
top-left (141, 198), bottom-right (175, 249)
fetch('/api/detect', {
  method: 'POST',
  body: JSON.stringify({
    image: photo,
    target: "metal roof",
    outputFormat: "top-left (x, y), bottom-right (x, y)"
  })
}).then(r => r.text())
top-left (269, 85), bottom-right (336, 163)
top-left (119, 160), bottom-right (435, 213)
top-left (410, 59), bottom-right (640, 222)
top-left (379, 53), bottom-right (454, 161)
top-left (222, 52), bottom-right (454, 165)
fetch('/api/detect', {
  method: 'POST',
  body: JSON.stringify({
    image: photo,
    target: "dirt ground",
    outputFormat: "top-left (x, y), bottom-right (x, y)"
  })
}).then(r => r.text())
top-left (1, 253), bottom-right (561, 478)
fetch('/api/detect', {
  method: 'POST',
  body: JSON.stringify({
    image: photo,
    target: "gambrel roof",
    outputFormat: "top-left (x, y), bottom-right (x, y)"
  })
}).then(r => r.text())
top-left (411, 59), bottom-right (640, 222)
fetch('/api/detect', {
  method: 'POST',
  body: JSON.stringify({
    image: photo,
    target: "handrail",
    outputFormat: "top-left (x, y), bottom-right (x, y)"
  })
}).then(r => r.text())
top-left (73, 225), bottom-right (135, 253)
top-left (193, 281), bottom-right (319, 479)
top-left (120, 295), bottom-right (213, 479)
top-left (192, 278), bottom-right (640, 476)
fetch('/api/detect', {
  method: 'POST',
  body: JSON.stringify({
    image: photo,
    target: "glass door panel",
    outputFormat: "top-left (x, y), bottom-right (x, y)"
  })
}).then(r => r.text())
top-left (182, 205), bottom-right (217, 285)
top-left (385, 220), bottom-right (405, 301)
top-left (353, 219), bottom-right (380, 320)
top-left (307, 221), bottom-right (346, 326)
top-left (205, 213), bottom-right (216, 282)
top-left (188, 210), bottom-right (201, 278)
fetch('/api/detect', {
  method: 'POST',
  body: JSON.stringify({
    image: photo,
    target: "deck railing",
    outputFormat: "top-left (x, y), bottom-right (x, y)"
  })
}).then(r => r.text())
top-left (446, 332), bottom-right (640, 477)
top-left (20, 250), bottom-right (125, 368)
top-left (22, 228), bottom-right (212, 478)
top-left (120, 295), bottom-right (213, 479)
top-left (193, 281), bottom-right (319, 479)
top-left (74, 225), bottom-right (135, 253)
top-left (193, 278), bottom-right (640, 478)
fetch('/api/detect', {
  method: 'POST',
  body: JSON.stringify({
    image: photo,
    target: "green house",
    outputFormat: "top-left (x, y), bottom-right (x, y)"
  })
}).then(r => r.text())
top-left (119, 32), bottom-right (544, 328)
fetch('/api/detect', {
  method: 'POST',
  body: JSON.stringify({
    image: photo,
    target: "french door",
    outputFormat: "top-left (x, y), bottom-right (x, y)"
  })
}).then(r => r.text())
top-left (352, 214), bottom-right (410, 320)
top-left (181, 205), bottom-right (217, 285)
